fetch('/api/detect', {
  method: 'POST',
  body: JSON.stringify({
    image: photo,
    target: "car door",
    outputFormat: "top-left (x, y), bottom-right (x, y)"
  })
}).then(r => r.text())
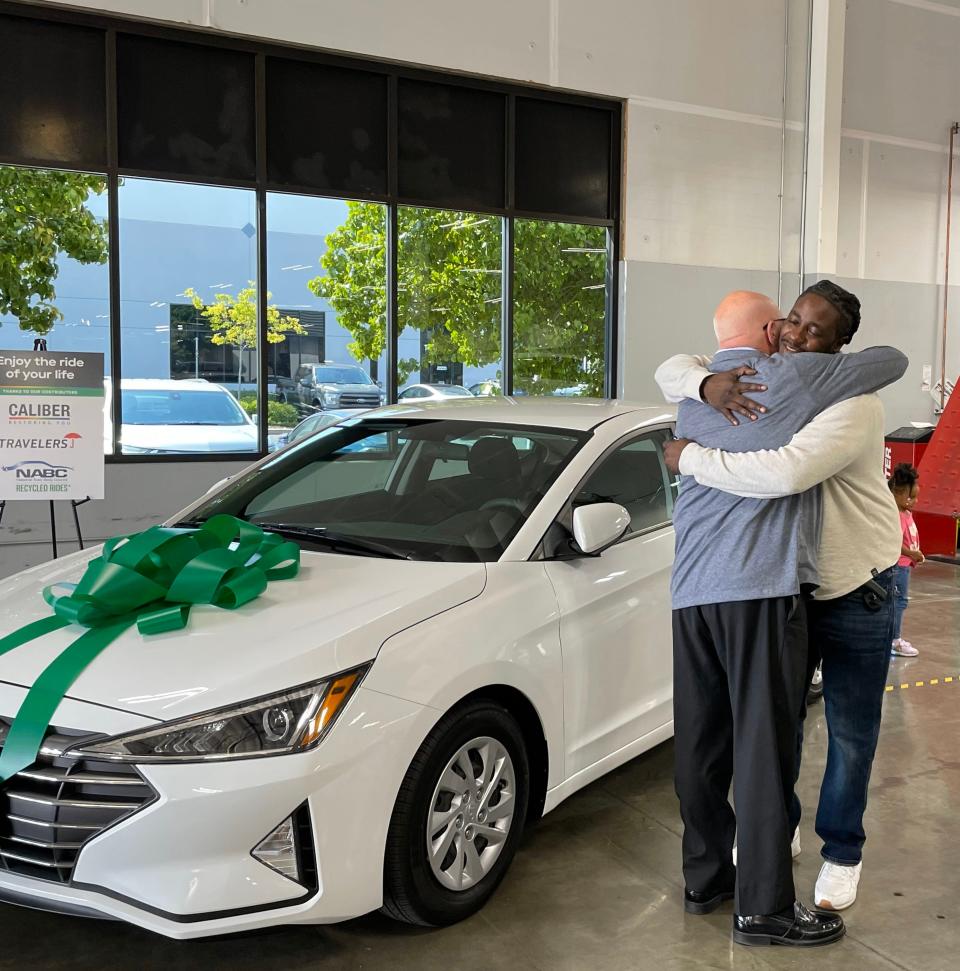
top-left (543, 425), bottom-right (677, 778)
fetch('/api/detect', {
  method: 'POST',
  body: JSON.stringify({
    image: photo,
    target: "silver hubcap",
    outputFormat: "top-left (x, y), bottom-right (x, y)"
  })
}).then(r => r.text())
top-left (426, 736), bottom-right (516, 892)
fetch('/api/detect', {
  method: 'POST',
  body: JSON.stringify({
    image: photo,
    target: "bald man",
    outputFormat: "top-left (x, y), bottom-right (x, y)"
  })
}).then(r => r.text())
top-left (663, 291), bottom-right (906, 948)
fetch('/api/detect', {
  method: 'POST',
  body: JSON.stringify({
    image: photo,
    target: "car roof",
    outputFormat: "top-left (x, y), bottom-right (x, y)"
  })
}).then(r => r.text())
top-left (356, 397), bottom-right (676, 431)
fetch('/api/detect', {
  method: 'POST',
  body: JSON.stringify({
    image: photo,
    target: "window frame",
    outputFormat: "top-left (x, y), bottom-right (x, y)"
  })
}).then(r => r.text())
top-left (0, 0), bottom-right (622, 464)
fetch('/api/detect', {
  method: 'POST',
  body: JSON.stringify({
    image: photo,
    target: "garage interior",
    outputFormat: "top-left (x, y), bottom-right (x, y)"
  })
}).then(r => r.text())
top-left (1, 0), bottom-right (959, 968)
top-left (0, 564), bottom-right (954, 969)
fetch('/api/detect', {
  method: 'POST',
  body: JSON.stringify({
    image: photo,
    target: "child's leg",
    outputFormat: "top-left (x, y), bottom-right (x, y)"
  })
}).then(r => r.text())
top-left (892, 566), bottom-right (910, 640)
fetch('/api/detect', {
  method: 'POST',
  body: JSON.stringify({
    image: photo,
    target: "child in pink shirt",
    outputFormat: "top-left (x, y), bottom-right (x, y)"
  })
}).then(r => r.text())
top-left (888, 463), bottom-right (923, 657)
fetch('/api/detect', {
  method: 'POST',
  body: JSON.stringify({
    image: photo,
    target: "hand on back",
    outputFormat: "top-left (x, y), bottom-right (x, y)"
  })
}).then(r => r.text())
top-left (700, 366), bottom-right (768, 426)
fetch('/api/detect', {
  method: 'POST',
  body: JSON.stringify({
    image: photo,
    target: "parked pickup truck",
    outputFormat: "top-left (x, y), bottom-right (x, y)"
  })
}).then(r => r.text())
top-left (277, 362), bottom-right (386, 412)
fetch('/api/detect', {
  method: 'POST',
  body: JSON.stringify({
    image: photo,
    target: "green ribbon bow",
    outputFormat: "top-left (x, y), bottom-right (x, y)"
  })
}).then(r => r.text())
top-left (0, 515), bottom-right (299, 782)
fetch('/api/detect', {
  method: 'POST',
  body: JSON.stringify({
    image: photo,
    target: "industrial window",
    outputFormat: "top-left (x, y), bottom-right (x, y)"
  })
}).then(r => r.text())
top-left (0, 15), bottom-right (106, 169)
top-left (398, 80), bottom-right (506, 210)
top-left (266, 57), bottom-right (388, 197)
top-left (117, 33), bottom-right (256, 181)
top-left (0, 2), bottom-right (621, 461)
top-left (515, 98), bottom-right (613, 219)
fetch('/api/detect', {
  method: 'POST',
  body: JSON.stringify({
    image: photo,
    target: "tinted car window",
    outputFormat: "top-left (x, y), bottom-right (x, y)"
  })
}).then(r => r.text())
top-left (120, 389), bottom-right (248, 426)
top-left (574, 428), bottom-right (674, 533)
top-left (314, 365), bottom-right (374, 385)
top-left (185, 418), bottom-right (586, 561)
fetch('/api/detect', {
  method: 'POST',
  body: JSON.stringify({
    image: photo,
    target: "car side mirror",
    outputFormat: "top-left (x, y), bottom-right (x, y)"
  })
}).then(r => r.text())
top-left (571, 502), bottom-right (630, 555)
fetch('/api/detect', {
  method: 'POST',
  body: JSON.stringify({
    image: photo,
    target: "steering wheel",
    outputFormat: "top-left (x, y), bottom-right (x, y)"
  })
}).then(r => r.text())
top-left (480, 498), bottom-right (526, 516)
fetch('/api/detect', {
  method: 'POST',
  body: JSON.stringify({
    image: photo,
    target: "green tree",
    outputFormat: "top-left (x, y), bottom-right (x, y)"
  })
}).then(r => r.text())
top-left (184, 283), bottom-right (305, 396)
top-left (0, 167), bottom-right (108, 335)
top-left (308, 204), bottom-right (607, 394)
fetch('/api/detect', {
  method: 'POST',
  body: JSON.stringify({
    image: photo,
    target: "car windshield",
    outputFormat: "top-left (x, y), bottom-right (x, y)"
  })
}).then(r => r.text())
top-left (433, 385), bottom-right (472, 396)
top-left (314, 365), bottom-right (374, 386)
top-left (183, 417), bottom-right (587, 561)
top-left (120, 388), bottom-right (248, 426)
top-left (288, 412), bottom-right (342, 443)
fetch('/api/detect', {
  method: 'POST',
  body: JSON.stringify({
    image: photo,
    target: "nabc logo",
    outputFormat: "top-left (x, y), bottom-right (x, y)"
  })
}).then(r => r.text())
top-left (1, 460), bottom-right (72, 479)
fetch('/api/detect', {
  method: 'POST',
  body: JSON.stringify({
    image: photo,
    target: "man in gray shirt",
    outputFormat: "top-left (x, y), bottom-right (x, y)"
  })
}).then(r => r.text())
top-left (666, 290), bottom-right (906, 947)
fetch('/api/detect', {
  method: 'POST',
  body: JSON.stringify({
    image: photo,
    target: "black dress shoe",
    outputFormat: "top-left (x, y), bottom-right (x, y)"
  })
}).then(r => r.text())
top-left (684, 885), bottom-right (735, 915)
top-left (732, 900), bottom-right (845, 947)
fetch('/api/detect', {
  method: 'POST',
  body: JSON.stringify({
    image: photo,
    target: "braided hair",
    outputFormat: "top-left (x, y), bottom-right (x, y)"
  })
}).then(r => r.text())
top-left (888, 463), bottom-right (919, 492)
top-left (802, 280), bottom-right (861, 345)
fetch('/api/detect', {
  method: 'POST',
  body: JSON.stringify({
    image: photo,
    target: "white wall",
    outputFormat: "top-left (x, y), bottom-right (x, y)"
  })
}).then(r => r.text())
top-left (835, 0), bottom-right (960, 426)
top-left (3, 0), bottom-right (809, 575)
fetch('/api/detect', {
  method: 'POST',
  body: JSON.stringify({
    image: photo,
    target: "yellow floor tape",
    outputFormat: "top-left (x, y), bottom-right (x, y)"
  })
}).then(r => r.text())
top-left (886, 675), bottom-right (956, 692)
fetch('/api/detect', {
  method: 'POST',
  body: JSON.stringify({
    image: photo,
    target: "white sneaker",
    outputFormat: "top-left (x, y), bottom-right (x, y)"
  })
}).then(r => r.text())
top-left (891, 638), bottom-right (919, 657)
top-left (732, 827), bottom-right (801, 866)
top-left (815, 861), bottom-right (862, 910)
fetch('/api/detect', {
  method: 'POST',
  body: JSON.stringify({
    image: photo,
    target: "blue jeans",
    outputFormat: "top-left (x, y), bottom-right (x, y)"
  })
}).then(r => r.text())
top-left (796, 567), bottom-right (896, 865)
top-left (892, 565), bottom-right (911, 640)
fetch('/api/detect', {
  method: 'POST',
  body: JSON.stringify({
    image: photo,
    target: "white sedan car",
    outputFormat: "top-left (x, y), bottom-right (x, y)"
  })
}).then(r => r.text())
top-left (107, 379), bottom-right (258, 455)
top-left (0, 398), bottom-right (677, 939)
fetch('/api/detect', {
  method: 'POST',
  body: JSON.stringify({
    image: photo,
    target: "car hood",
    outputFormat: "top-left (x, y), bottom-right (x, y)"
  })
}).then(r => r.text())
top-left (117, 424), bottom-right (258, 453)
top-left (0, 550), bottom-right (486, 724)
top-left (320, 383), bottom-right (380, 394)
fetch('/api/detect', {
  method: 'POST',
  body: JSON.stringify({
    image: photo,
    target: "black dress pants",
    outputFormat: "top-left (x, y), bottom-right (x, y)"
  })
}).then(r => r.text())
top-left (672, 596), bottom-right (809, 916)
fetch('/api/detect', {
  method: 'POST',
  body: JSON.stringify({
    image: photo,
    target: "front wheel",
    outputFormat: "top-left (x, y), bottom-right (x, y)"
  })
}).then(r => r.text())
top-left (382, 700), bottom-right (529, 926)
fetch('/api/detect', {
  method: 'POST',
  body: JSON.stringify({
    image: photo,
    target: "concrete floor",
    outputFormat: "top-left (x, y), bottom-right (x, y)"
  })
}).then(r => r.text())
top-left (1, 563), bottom-right (957, 970)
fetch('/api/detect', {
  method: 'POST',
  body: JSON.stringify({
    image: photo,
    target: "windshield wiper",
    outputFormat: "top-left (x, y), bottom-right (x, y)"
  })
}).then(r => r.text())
top-left (253, 523), bottom-right (412, 560)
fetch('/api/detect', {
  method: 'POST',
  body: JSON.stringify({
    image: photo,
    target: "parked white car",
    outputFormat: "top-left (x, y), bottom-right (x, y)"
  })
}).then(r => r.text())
top-left (398, 383), bottom-right (474, 401)
top-left (106, 379), bottom-right (258, 454)
top-left (0, 398), bottom-right (677, 939)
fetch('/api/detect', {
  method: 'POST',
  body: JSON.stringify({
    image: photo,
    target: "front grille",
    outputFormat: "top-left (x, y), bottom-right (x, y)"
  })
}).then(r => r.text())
top-left (0, 723), bottom-right (156, 884)
top-left (338, 393), bottom-right (381, 408)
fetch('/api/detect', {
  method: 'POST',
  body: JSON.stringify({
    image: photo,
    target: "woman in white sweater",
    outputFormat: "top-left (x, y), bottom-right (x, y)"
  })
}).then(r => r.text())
top-left (657, 280), bottom-right (903, 914)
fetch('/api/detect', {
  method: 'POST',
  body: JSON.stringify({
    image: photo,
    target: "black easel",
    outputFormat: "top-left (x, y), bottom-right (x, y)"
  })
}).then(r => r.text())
top-left (0, 497), bottom-right (91, 559)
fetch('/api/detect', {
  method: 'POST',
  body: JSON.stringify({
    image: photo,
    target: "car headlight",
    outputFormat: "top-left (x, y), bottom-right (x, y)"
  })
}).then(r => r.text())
top-left (321, 390), bottom-right (339, 406)
top-left (70, 667), bottom-right (368, 763)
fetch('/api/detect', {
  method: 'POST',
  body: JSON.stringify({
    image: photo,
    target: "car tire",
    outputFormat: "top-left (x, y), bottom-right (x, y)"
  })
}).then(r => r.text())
top-left (381, 700), bottom-right (530, 927)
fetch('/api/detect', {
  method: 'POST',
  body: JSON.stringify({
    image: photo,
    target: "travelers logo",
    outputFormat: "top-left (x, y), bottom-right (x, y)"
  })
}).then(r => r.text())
top-left (1, 460), bottom-right (72, 480)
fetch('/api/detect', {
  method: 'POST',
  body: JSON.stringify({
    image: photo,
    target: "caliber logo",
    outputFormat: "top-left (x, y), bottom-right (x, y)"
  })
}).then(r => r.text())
top-left (1, 460), bottom-right (72, 480)
top-left (7, 402), bottom-right (72, 423)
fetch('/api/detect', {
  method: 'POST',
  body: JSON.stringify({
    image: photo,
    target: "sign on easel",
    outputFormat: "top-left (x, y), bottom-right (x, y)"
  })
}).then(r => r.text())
top-left (0, 350), bottom-right (105, 501)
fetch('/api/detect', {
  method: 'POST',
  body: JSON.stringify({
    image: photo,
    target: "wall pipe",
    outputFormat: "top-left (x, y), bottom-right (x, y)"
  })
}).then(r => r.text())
top-left (798, 0), bottom-right (814, 289)
top-left (776, 0), bottom-right (790, 308)
top-left (940, 122), bottom-right (959, 415)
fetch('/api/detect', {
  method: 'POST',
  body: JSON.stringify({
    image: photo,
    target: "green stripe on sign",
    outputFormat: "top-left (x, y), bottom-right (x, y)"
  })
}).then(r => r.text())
top-left (0, 388), bottom-right (104, 397)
